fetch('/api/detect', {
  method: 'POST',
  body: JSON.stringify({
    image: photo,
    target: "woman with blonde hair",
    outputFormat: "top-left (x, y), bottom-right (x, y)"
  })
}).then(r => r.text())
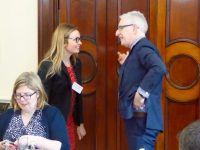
top-left (0, 72), bottom-right (70, 150)
top-left (38, 23), bottom-right (86, 150)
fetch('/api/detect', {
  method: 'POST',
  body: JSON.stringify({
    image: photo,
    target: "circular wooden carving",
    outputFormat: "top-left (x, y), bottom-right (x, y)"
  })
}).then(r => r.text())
top-left (166, 54), bottom-right (200, 90)
top-left (79, 50), bottom-right (97, 84)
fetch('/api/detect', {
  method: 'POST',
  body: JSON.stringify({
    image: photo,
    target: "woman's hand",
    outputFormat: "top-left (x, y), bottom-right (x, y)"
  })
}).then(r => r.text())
top-left (77, 124), bottom-right (86, 140)
top-left (15, 135), bottom-right (61, 150)
top-left (0, 140), bottom-right (8, 150)
top-left (14, 135), bottom-right (34, 146)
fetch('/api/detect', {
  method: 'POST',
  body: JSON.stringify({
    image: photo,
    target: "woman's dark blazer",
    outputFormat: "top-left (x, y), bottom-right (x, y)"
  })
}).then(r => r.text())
top-left (38, 58), bottom-right (84, 126)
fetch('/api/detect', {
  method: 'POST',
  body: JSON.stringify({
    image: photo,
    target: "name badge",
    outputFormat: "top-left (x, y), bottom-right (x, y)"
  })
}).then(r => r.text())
top-left (72, 82), bottom-right (83, 94)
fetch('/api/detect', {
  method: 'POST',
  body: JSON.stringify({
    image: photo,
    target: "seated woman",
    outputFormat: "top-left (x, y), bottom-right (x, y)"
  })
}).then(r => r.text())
top-left (0, 72), bottom-right (70, 150)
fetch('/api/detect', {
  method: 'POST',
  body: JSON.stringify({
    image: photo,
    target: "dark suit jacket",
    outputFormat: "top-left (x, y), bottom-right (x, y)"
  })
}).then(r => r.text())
top-left (119, 37), bottom-right (166, 131)
top-left (38, 58), bottom-right (84, 126)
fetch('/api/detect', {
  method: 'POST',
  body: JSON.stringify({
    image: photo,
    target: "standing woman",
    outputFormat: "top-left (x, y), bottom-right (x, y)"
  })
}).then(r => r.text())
top-left (38, 23), bottom-right (86, 150)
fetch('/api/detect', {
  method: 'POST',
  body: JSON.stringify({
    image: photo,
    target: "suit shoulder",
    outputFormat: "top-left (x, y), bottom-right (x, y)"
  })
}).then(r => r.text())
top-left (38, 61), bottom-right (53, 73)
top-left (40, 61), bottom-right (53, 68)
top-left (138, 38), bottom-right (156, 48)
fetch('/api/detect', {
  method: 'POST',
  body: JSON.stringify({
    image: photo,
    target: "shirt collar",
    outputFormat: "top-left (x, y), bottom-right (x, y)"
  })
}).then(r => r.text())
top-left (130, 37), bottom-right (145, 50)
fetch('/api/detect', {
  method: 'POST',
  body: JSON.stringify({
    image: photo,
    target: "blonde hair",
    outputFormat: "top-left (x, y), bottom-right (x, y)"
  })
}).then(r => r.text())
top-left (38, 23), bottom-right (78, 78)
top-left (11, 72), bottom-right (48, 111)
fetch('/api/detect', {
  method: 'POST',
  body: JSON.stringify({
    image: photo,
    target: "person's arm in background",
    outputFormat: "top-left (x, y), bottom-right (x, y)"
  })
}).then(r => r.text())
top-left (47, 106), bottom-right (70, 150)
top-left (37, 61), bottom-right (53, 96)
top-left (0, 109), bottom-right (14, 150)
top-left (15, 107), bottom-right (71, 150)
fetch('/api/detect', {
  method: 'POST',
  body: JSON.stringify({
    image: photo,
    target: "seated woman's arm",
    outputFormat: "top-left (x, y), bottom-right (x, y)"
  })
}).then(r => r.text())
top-left (16, 106), bottom-right (70, 150)
top-left (42, 106), bottom-right (70, 150)
top-left (16, 135), bottom-right (62, 150)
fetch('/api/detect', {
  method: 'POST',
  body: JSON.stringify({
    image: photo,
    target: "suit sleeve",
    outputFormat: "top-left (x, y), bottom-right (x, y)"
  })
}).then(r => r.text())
top-left (137, 45), bottom-right (166, 93)
top-left (37, 61), bottom-right (53, 97)
top-left (47, 107), bottom-right (71, 150)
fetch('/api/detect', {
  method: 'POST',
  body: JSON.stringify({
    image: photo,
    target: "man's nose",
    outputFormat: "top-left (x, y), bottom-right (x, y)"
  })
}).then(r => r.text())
top-left (115, 29), bottom-right (119, 36)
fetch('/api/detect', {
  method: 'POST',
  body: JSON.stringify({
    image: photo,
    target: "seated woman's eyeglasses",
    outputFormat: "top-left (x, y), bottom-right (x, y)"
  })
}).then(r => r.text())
top-left (64, 37), bottom-right (81, 43)
top-left (13, 91), bottom-right (38, 100)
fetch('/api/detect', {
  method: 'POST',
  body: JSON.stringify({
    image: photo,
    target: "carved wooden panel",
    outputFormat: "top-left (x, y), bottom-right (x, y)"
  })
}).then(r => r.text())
top-left (60, 0), bottom-right (96, 41)
top-left (164, 0), bottom-right (200, 150)
top-left (75, 94), bottom-right (96, 150)
top-left (166, 54), bottom-right (200, 90)
top-left (166, 0), bottom-right (200, 46)
top-left (38, 0), bottom-right (58, 62)
top-left (165, 97), bottom-right (199, 150)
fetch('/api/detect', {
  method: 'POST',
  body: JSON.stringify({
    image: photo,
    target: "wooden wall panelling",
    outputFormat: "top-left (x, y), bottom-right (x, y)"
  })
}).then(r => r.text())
top-left (107, 0), bottom-right (119, 150)
top-left (164, 0), bottom-right (200, 149)
top-left (38, 0), bottom-right (200, 149)
top-left (59, 0), bottom-right (107, 149)
top-left (156, 1), bottom-right (166, 149)
top-left (166, 0), bottom-right (200, 46)
top-left (38, 0), bottom-right (58, 62)
top-left (165, 97), bottom-right (200, 150)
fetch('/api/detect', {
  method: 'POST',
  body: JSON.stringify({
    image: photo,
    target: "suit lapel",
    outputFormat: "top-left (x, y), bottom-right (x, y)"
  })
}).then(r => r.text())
top-left (119, 46), bottom-right (134, 87)
top-left (62, 59), bottom-right (81, 85)
top-left (61, 61), bottom-right (70, 78)
top-left (119, 37), bottom-right (147, 87)
top-left (119, 56), bottom-right (127, 86)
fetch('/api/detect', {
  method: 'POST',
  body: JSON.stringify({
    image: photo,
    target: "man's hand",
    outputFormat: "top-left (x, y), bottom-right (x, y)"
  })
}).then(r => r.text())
top-left (133, 92), bottom-right (145, 110)
top-left (117, 51), bottom-right (129, 65)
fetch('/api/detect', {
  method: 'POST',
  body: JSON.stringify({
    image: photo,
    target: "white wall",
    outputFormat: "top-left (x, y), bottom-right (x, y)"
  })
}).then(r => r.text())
top-left (0, 0), bottom-right (38, 103)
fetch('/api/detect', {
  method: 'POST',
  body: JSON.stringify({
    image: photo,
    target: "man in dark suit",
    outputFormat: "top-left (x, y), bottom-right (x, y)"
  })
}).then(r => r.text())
top-left (116, 11), bottom-right (166, 150)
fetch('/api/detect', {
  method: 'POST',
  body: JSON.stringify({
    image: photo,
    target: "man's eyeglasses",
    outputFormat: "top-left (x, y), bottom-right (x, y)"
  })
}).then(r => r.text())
top-left (65, 37), bottom-right (81, 43)
top-left (14, 91), bottom-right (38, 100)
top-left (118, 24), bottom-right (133, 30)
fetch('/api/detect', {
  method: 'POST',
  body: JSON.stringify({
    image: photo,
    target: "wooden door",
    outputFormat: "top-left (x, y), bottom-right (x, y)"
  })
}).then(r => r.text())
top-left (107, 1), bottom-right (158, 150)
top-left (38, 0), bottom-right (200, 150)
top-left (59, 0), bottom-right (107, 150)
top-left (158, 0), bottom-right (200, 150)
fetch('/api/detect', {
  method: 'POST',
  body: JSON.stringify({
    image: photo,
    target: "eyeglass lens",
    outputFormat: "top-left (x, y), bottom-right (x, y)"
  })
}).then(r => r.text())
top-left (118, 24), bottom-right (133, 30)
top-left (65, 37), bottom-right (81, 43)
top-left (14, 92), bottom-right (36, 100)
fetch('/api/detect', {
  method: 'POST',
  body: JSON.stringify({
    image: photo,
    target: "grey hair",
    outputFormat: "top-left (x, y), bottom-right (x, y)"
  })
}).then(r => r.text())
top-left (119, 11), bottom-right (148, 33)
top-left (177, 120), bottom-right (200, 150)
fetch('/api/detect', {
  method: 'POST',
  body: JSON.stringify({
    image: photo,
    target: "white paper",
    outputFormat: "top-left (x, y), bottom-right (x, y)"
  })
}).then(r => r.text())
top-left (72, 82), bottom-right (83, 94)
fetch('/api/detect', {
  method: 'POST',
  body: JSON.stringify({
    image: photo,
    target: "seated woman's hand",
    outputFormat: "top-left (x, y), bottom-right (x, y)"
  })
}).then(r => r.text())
top-left (0, 140), bottom-right (9, 150)
top-left (14, 135), bottom-right (36, 147)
